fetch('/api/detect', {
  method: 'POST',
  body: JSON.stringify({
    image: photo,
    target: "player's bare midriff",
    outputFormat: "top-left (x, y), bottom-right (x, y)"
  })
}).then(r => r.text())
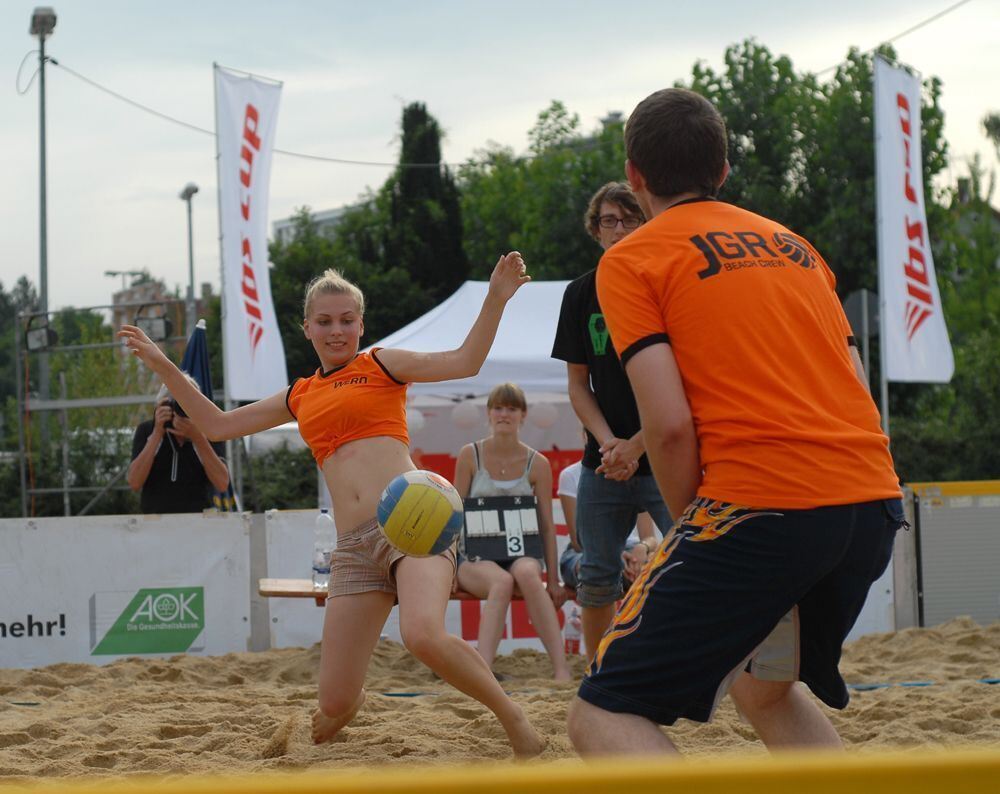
top-left (320, 435), bottom-right (415, 532)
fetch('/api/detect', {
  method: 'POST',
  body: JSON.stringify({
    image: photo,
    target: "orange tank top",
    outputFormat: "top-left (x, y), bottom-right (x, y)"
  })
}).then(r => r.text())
top-left (286, 348), bottom-right (409, 465)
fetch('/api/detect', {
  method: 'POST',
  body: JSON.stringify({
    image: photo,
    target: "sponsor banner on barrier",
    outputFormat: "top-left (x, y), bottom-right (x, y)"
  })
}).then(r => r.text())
top-left (0, 514), bottom-right (251, 669)
top-left (91, 587), bottom-right (206, 656)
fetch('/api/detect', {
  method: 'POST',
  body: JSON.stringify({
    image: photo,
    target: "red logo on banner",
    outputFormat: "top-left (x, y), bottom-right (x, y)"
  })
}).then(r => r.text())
top-left (239, 104), bottom-right (265, 356)
top-left (896, 93), bottom-right (934, 341)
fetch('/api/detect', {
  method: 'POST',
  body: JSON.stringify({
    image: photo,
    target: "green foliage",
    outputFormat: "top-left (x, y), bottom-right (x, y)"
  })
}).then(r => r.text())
top-left (267, 102), bottom-right (462, 375)
top-left (682, 43), bottom-right (949, 299)
top-left (385, 103), bottom-right (469, 301)
top-left (244, 443), bottom-right (317, 511)
top-left (458, 101), bottom-right (628, 280)
top-left (890, 329), bottom-right (1000, 482)
top-left (983, 112), bottom-right (1000, 160)
top-left (0, 278), bottom-right (170, 516)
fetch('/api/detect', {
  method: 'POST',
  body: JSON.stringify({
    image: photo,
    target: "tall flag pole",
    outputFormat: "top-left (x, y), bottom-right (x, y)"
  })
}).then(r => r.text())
top-left (873, 56), bottom-right (954, 434)
top-left (214, 64), bottom-right (288, 502)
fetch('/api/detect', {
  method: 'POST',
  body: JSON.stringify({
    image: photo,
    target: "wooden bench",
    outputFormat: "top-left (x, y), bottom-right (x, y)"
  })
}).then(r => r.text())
top-left (258, 577), bottom-right (574, 607)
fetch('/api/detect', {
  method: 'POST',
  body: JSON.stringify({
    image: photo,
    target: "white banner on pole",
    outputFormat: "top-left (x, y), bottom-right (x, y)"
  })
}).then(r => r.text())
top-left (874, 57), bottom-right (954, 383)
top-left (215, 65), bottom-right (287, 400)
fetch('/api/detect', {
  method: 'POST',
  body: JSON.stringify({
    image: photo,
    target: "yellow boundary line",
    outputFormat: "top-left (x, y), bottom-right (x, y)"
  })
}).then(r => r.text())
top-left (908, 480), bottom-right (1000, 497)
top-left (8, 748), bottom-right (1000, 794)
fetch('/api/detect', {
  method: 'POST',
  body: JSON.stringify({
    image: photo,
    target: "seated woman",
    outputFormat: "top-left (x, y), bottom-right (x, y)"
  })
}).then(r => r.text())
top-left (454, 383), bottom-right (571, 682)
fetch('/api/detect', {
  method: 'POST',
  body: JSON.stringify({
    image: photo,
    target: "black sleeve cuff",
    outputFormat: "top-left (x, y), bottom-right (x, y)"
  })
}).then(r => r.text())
top-left (847, 335), bottom-right (858, 348)
top-left (285, 378), bottom-right (301, 418)
top-left (620, 334), bottom-right (671, 367)
top-left (371, 348), bottom-right (406, 385)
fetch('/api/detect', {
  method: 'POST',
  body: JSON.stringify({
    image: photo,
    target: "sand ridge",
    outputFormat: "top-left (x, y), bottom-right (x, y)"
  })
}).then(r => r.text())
top-left (1, 617), bottom-right (998, 782)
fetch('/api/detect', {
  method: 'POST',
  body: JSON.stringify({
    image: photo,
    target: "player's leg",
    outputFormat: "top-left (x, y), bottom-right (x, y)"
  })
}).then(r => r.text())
top-left (575, 468), bottom-right (637, 659)
top-left (567, 695), bottom-right (677, 755)
top-left (509, 556), bottom-right (571, 681)
top-left (732, 498), bottom-right (903, 749)
top-left (312, 590), bottom-right (394, 743)
top-left (570, 499), bottom-right (858, 756)
top-left (395, 553), bottom-right (545, 758)
top-left (456, 558), bottom-right (514, 669)
top-left (729, 674), bottom-right (842, 749)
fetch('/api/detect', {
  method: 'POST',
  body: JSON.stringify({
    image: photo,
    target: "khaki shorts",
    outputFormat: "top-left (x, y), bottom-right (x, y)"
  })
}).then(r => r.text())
top-left (329, 518), bottom-right (458, 599)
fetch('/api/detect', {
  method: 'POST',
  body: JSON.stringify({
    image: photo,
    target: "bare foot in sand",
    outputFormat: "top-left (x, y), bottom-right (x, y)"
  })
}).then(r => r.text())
top-left (553, 666), bottom-right (573, 683)
top-left (311, 689), bottom-right (365, 744)
top-left (501, 705), bottom-right (547, 759)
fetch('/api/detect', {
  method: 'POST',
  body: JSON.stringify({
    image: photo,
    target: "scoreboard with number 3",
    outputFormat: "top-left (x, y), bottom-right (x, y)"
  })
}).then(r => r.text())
top-left (461, 495), bottom-right (543, 563)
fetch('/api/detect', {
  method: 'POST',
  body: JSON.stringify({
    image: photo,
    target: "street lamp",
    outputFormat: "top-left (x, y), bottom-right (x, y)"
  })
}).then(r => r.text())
top-left (179, 182), bottom-right (199, 336)
top-left (30, 6), bottom-right (56, 404)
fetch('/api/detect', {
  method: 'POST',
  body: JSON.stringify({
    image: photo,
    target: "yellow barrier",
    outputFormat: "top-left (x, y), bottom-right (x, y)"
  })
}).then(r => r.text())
top-left (8, 748), bottom-right (1000, 794)
top-left (908, 480), bottom-right (1000, 497)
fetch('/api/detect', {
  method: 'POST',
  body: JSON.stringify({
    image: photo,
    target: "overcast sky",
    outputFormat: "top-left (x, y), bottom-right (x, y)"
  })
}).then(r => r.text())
top-left (2, 0), bottom-right (996, 313)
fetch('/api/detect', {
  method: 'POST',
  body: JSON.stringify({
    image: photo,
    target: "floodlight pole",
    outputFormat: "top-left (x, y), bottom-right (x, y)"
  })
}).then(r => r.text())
top-left (180, 183), bottom-right (199, 336)
top-left (31, 7), bottom-right (57, 410)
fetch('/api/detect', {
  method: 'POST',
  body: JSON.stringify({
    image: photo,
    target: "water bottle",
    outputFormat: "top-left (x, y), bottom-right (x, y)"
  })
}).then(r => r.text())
top-left (563, 604), bottom-right (582, 655)
top-left (312, 508), bottom-right (335, 591)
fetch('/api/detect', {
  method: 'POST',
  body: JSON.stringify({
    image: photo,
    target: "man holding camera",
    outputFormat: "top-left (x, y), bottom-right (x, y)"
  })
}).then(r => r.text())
top-left (127, 377), bottom-right (230, 514)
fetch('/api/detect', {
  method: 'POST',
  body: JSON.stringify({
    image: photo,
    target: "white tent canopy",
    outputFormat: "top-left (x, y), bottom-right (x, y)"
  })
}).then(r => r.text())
top-left (368, 280), bottom-right (570, 399)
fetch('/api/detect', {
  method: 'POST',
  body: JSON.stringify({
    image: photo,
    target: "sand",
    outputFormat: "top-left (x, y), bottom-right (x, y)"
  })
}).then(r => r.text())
top-left (1, 617), bottom-right (998, 784)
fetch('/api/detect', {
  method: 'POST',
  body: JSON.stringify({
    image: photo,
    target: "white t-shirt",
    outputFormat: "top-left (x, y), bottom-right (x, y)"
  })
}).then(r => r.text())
top-left (557, 461), bottom-right (582, 498)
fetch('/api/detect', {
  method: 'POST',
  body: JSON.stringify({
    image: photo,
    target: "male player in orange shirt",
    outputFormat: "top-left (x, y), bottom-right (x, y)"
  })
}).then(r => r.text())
top-left (566, 88), bottom-right (907, 755)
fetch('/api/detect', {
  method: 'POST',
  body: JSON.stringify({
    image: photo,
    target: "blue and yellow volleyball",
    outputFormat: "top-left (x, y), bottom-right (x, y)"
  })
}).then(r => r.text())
top-left (376, 470), bottom-right (464, 556)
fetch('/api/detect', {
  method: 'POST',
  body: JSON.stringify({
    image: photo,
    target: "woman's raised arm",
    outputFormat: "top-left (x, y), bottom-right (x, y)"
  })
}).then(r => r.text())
top-left (377, 252), bottom-right (529, 384)
top-left (118, 324), bottom-right (292, 441)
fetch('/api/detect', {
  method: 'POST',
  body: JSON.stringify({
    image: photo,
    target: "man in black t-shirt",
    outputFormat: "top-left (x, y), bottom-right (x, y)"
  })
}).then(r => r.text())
top-left (127, 378), bottom-right (230, 514)
top-left (551, 182), bottom-right (671, 659)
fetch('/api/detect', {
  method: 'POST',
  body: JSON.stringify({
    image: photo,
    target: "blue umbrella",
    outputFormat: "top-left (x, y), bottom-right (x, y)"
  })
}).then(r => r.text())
top-left (179, 319), bottom-right (213, 398)
top-left (180, 319), bottom-right (238, 511)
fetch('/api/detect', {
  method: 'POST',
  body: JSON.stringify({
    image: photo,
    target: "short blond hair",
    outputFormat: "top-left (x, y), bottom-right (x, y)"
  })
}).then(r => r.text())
top-left (303, 269), bottom-right (365, 318)
top-left (487, 382), bottom-right (527, 412)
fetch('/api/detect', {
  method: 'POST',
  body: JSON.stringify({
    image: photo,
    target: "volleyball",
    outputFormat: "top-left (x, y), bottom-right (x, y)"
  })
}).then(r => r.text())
top-left (376, 470), bottom-right (464, 556)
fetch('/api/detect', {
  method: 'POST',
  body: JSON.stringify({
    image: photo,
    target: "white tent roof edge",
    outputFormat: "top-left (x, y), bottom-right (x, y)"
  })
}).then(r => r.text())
top-left (366, 279), bottom-right (571, 399)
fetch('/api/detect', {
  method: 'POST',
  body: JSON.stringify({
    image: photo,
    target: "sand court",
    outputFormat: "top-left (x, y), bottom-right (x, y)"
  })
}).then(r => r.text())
top-left (0, 616), bottom-right (998, 783)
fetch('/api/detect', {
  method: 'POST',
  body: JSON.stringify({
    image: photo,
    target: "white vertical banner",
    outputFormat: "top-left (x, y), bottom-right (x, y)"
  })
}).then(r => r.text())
top-left (874, 57), bottom-right (954, 383)
top-left (215, 65), bottom-right (288, 400)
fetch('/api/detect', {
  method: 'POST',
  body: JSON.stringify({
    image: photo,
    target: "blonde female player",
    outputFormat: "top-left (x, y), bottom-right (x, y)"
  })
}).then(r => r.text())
top-left (119, 252), bottom-right (545, 758)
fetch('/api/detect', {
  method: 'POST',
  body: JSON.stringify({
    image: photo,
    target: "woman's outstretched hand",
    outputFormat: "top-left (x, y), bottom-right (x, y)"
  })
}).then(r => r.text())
top-left (118, 324), bottom-right (172, 374)
top-left (488, 251), bottom-right (531, 303)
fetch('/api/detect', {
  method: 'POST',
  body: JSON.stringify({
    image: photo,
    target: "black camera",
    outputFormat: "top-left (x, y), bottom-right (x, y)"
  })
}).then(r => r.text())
top-left (169, 399), bottom-right (187, 418)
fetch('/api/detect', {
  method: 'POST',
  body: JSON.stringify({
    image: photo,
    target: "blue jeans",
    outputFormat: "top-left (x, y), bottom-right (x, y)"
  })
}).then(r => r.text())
top-left (560, 545), bottom-right (582, 590)
top-left (575, 466), bottom-right (672, 607)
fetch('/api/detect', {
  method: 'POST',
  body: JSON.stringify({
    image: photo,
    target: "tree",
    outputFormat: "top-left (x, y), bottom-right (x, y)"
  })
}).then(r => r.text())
top-left (384, 103), bottom-right (468, 300)
top-left (458, 101), bottom-right (628, 280)
top-left (681, 43), bottom-right (949, 299)
top-left (983, 112), bottom-right (1000, 161)
top-left (686, 40), bottom-right (807, 225)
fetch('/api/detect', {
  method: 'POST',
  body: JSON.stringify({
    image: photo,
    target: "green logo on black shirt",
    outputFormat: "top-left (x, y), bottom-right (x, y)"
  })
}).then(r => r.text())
top-left (588, 313), bottom-right (609, 356)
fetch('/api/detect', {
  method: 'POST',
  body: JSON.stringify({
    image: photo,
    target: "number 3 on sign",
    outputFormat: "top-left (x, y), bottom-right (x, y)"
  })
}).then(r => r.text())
top-left (503, 509), bottom-right (525, 557)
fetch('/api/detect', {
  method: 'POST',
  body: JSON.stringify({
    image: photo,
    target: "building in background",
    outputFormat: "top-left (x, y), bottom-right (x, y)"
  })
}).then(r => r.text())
top-left (110, 278), bottom-right (216, 338)
top-left (272, 206), bottom-right (349, 245)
